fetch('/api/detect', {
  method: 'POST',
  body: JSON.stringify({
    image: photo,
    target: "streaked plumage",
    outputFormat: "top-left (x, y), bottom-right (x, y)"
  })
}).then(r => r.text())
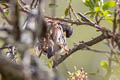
top-left (45, 19), bottom-right (69, 58)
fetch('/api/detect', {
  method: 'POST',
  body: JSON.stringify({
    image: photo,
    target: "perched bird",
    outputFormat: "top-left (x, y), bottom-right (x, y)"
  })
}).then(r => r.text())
top-left (44, 19), bottom-right (73, 59)
top-left (5, 46), bottom-right (17, 62)
top-left (22, 8), bottom-right (73, 59)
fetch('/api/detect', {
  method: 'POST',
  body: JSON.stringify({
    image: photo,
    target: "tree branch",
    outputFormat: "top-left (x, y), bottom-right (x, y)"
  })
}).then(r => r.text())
top-left (0, 55), bottom-right (24, 80)
top-left (0, 7), bottom-right (13, 25)
top-left (53, 33), bottom-right (112, 68)
top-left (112, 0), bottom-right (118, 47)
top-left (0, 54), bottom-right (57, 80)
top-left (45, 16), bottom-right (110, 33)
top-left (84, 47), bottom-right (109, 54)
top-left (10, 0), bottom-right (21, 41)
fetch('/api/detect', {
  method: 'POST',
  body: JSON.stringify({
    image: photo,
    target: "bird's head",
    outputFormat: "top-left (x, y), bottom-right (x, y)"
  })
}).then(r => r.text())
top-left (59, 22), bottom-right (73, 38)
top-left (65, 26), bottom-right (73, 38)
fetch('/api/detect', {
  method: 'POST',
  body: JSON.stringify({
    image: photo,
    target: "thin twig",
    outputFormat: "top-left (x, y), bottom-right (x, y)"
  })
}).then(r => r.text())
top-left (10, 0), bottom-right (20, 41)
top-left (0, 7), bottom-right (13, 25)
top-left (103, 39), bottom-right (113, 80)
top-left (45, 16), bottom-right (108, 32)
top-left (68, 3), bottom-right (72, 19)
top-left (112, 0), bottom-right (119, 47)
top-left (84, 47), bottom-right (109, 54)
top-left (0, 46), bottom-right (10, 50)
top-left (97, 16), bottom-right (104, 25)
top-left (95, 13), bottom-right (99, 24)
top-left (17, 0), bottom-right (30, 13)
top-left (69, 4), bottom-right (80, 22)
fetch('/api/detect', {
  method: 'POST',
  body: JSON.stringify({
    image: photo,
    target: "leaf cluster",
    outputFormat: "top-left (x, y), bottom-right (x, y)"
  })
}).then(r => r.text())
top-left (82, 0), bottom-right (115, 22)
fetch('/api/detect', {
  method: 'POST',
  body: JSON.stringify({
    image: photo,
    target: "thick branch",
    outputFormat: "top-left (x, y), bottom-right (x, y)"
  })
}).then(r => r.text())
top-left (0, 55), bottom-right (57, 80)
top-left (53, 33), bottom-right (111, 68)
top-left (0, 56), bottom-right (24, 80)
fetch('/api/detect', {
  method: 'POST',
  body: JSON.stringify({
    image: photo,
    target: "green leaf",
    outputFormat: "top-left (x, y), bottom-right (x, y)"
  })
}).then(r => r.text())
top-left (64, 8), bottom-right (69, 16)
top-left (87, 0), bottom-right (94, 10)
top-left (94, 7), bottom-right (100, 12)
top-left (100, 8), bottom-right (104, 13)
top-left (89, 0), bottom-right (95, 7)
top-left (82, 0), bottom-right (89, 7)
top-left (102, 1), bottom-right (115, 10)
top-left (4, 9), bottom-right (9, 15)
top-left (89, 14), bottom-right (94, 20)
top-left (103, 10), bottom-right (111, 16)
top-left (100, 60), bottom-right (109, 70)
top-left (82, 0), bottom-right (94, 10)
top-left (48, 60), bottom-right (53, 68)
top-left (105, 16), bottom-right (113, 23)
top-left (85, 11), bottom-right (96, 15)
top-left (0, 9), bottom-right (9, 19)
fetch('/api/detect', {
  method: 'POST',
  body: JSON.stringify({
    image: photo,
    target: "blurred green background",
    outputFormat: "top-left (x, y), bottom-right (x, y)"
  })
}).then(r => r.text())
top-left (9, 0), bottom-right (113, 79)
top-left (45, 0), bottom-right (111, 80)
top-left (0, 0), bottom-right (116, 80)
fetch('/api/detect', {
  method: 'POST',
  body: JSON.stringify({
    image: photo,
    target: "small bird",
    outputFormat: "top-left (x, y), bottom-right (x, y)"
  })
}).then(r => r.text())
top-left (5, 46), bottom-right (17, 62)
top-left (23, 16), bottom-right (73, 68)
top-left (22, 9), bottom-right (73, 59)
top-left (44, 19), bottom-right (73, 59)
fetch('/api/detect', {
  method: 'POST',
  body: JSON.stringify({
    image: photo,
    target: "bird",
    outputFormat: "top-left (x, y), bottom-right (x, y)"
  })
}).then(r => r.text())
top-left (5, 46), bottom-right (17, 62)
top-left (22, 8), bottom-right (73, 59)
top-left (43, 19), bottom-right (73, 59)
top-left (23, 15), bottom-right (73, 68)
